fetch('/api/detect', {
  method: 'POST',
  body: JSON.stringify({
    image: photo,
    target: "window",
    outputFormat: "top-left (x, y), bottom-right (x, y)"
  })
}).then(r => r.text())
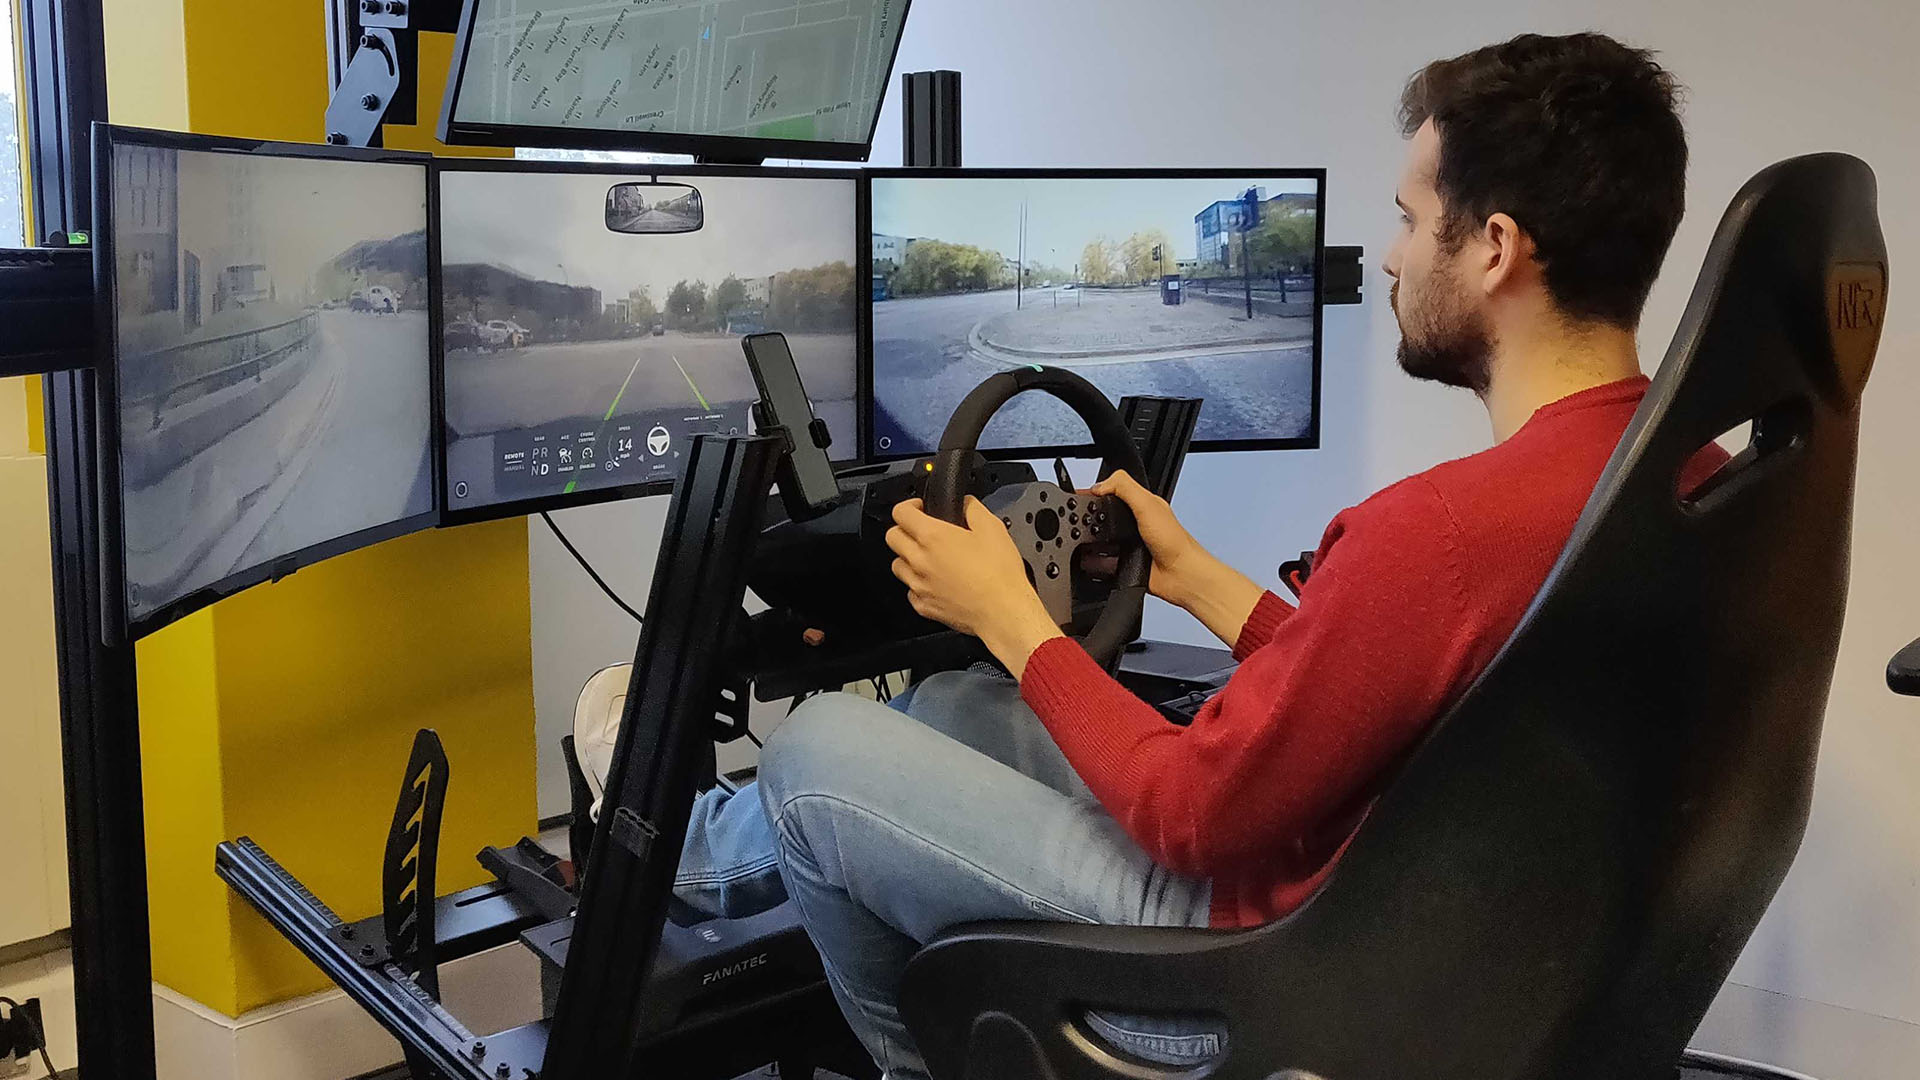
top-left (2, 0), bottom-right (23, 246)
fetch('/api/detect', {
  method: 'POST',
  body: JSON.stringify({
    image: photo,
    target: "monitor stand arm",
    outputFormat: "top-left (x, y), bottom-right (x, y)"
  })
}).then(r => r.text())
top-left (324, 0), bottom-right (463, 147)
top-left (326, 26), bottom-right (402, 147)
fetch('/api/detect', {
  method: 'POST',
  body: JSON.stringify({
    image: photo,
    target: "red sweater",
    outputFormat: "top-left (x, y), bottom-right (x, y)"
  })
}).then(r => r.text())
top-left (1021, 377), bottom-right (1727, 927)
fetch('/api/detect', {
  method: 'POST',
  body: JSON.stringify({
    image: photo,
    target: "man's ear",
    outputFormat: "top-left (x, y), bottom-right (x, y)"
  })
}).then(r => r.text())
top-left (1479, 212), bottom-right (1533, 298)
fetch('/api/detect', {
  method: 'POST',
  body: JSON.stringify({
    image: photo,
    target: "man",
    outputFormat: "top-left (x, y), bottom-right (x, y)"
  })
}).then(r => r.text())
top-left (604, 31), bottom-right (1718, 1079)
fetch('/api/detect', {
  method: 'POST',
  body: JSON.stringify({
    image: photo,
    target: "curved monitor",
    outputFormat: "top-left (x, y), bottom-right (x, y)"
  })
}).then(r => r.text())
top-left (435, 162), bottom-right (862, 523)
top-left (97, 127), bottom-right (438, 637)
top-left (438, 0), bottom-right (913, 162)
top-left (865, 168), bottom-right (1325, 460)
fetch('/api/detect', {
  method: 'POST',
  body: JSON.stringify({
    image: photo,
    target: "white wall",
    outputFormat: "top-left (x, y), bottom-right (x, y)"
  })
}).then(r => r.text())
top-left (527, 0), bottom-right (1920, 1039)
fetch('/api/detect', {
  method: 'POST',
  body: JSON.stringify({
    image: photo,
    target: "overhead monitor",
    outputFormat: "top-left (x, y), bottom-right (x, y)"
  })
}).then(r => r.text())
top-left (435, 162), bottom-right (862, 521)
top-left (96, 127), bottom-right (437, 637)
top-left (865, 169), bottom-right (1325, 460)
top-left (439, 0), bottom-right (913, 162)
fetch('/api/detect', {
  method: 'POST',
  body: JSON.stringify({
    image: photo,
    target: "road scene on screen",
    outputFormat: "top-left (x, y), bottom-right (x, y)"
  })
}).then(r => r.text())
top-left (453, 0), bottom-right (903, 144)
top-left (437, 169), bottom-right (859, 511)
top-left (110, 146), bottom-right (433, 623)
top-left (870, 176), bottom-right (1318, 456)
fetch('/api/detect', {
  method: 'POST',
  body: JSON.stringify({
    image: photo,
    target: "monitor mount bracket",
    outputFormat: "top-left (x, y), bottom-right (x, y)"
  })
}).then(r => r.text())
top-left (325, 0), bottom-right (462, 147)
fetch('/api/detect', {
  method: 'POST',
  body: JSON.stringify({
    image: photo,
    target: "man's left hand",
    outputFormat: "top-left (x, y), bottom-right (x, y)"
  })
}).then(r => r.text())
top-left (887, 498), bottom-right (1064, 673)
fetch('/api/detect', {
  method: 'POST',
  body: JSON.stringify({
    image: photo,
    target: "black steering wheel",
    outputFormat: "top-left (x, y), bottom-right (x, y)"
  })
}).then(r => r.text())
top-left (923, 366), bottom-right (1150, 668)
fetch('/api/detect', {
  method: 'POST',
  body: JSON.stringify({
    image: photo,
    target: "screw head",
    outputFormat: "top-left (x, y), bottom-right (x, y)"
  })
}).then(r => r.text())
top-left (340, 925), bottom-right (356, 940)
top-left (359, 33), bottom-right (376, 49)
top-left (386, 0), bottom-right (408, 12)
top-left (325, 132), bottom-right (349, 145)
top-left (358, 944), bottom-right (375, 958)
top-left (360, 0), bottom-right (379, 12)
top-left (471, 1040), bottom-right (487, 1060)
top-left (496, 1065), bottom-right (511, 1079)
top-left (361, 93), bottom-right (381, 110)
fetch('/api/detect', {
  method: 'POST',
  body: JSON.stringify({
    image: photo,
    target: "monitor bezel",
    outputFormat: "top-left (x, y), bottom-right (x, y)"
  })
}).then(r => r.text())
top-left (436, 0), bottom-right (915, 164)
top-left (861, 166), bottom-right (1327, 463)
top-left (93, 124), bottom-right (443, 643)
top-left (432, 156), bottom-right (871, 527)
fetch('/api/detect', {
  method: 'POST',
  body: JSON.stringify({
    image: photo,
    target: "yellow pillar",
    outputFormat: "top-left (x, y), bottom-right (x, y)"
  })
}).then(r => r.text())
top-left (126, 0), bottom-right (533, 1015)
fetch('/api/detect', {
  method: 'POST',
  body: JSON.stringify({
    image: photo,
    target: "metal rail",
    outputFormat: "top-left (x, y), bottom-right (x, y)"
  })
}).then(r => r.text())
top-left (124, 311), bottom-right (319, 417)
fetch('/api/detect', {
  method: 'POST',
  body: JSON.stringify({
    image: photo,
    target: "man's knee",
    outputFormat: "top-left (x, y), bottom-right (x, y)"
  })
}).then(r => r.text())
top-left (902, 666), bottom-right (1022, 738)
top-left (758, 692), bottom-right (905, 817)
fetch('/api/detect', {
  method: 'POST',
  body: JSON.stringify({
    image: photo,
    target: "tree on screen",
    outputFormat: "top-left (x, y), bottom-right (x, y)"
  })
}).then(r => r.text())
top-left (1121, 230), bottom-right (1177, 284)
top-left (1249, 208), bottom-right (1316, 276)
top-left (769, 262), bottom-right (855, 331)
top-left (892, 241), bottom-right (1007, 296)
top-left (668, 279), bottom-right (709, 330)
top-left (713, 275), bottom-right (750, 321)
top-left (1080, 238), bottom-right (1120, 286)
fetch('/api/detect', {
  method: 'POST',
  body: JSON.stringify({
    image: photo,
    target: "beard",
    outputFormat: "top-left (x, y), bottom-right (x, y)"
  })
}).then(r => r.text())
top-left (1392, 269), bottom-right (1494, 394)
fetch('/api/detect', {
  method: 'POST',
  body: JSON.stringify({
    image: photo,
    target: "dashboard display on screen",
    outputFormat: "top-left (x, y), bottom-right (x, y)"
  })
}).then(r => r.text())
top-left (104, 131), bottom-right (436, 631)
top-left (867, 170), bottom-right (1323, 459)
top-left (441, 0), bottom-right (911, 160)
top-left (436, 165), bottom-right (860, 517)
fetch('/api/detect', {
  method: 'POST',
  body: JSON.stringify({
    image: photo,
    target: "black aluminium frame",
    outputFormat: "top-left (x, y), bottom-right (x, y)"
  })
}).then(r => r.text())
top-left (435, 0), bottom-right (915, 164)
top-left (217, 432), bottom-right (786, 1080)
top-left (432, 155), bottom-right (873, 527)
top-left (18, 1), bottom-right (165, 1078)
top-left (861, 166), bottom-right (1328, 462)
top-left (91, 124), bottom-right (445, 643)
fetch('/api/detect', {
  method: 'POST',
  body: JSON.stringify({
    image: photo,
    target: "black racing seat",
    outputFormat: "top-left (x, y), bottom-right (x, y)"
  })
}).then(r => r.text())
top-left (1891, 638), bottom-right (1920, 697)
top-left (899, 154), bottom-right (1890, 1080)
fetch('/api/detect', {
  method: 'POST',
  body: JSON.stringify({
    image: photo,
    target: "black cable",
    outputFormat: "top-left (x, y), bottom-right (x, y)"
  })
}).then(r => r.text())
top-left (540, 511), bottom-right (643, 624)
top-left (0, 996), bottom-right (58, 1080)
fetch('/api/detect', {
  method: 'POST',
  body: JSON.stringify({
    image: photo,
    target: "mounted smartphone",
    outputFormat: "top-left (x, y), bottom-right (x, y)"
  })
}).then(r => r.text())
top-left (743, 332), bottom-right (843, 518)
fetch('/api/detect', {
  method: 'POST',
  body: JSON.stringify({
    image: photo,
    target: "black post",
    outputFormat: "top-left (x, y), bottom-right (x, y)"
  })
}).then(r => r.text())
top-left (900, 70), bottom-right (962, 168)
top-left (542, 435), bottom-right (781, 1079)
top-left (1242, 227), bottom-right (1254, 320)
top-left (20, 1), bottom-right (161, 1078)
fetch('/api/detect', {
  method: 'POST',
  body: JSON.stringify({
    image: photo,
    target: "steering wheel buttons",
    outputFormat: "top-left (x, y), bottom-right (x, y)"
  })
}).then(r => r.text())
top-left (1046, 562), bottom-right (1061, 579)
top-left (1071, 528), bottom-right (1081, 540)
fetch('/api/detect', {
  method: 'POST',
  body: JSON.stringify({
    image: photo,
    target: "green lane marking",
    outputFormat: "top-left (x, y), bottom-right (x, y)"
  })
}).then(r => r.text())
top-left (671, 354), bottom-right (712, 411)
top-left (606, 353), bottom-right (645, 420)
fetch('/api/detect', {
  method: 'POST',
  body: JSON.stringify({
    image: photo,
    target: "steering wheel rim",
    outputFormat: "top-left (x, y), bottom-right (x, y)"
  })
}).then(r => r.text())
top-left (924, 366), bottom-right (1150, 667)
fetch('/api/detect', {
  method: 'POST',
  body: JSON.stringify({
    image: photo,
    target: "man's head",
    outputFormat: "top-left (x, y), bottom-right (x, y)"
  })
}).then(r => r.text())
top-left (1384, 33), bottom-right (1688, 392)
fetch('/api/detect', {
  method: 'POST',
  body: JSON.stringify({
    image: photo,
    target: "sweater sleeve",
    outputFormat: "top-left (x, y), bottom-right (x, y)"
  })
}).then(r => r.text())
top-left (1232, 590), bottom-right (1296, 661)
top-left (1019, 477), bottom-right (1476, 877)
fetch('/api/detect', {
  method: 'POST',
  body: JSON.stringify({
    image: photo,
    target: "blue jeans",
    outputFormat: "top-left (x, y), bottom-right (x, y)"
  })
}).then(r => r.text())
top-left (672, 667), bottom-right (1224, 1079)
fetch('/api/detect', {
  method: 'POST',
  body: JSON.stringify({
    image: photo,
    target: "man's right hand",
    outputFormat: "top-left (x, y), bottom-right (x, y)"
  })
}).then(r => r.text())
top-left (1090, 470), bottom-right (1269, 651)
top-left (1089, 470), bottom-right (1207, 608)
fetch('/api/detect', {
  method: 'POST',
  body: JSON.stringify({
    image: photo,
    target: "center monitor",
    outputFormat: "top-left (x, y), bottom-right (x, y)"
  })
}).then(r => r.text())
top-left (865, 169), bottom-right (1325, 460)
top-left (435, 163), bottom-right (862, 520)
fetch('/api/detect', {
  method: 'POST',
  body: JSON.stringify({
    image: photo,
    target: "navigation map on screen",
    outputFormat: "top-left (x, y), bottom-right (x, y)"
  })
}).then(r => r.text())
top-left (450, 0), bottom-right (906, 147)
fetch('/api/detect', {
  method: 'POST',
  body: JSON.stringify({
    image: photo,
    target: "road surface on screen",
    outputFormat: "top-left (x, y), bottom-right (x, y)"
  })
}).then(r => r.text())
top-left (454, 0), bottom-right (903, 143)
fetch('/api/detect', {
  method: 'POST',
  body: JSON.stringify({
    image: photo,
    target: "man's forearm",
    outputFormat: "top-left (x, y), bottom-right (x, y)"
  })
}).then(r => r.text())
top-left (1169, 555), bottom-right (1268, 651)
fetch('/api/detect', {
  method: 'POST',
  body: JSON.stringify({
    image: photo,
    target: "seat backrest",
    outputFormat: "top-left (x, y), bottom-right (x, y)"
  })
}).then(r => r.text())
top-left (1246, 153), bottom-right (1889, 1080)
